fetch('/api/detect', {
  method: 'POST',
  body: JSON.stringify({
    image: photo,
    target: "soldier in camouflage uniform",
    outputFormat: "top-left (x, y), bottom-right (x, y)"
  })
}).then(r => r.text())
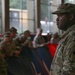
top-left (9, 28), bottom-right (37, 75)
top-left (0, 32), bottom-right (11, 75)
top-left (13, 30), bottom-right (33, 48)
top-left (0, 53), bottom-right (7, 75)
top-left (0, 31), bottom-right (19, 57)
top-left (50, 3), bottom-right (75, 75)
top-left (9, 27), bottom-right (21, 57)
top-left (9, 27), bottom-right (17, 38)
top-left (23, 30), bottom-right (33, 48)
top-left (0, 32), bottom-right (14, 57)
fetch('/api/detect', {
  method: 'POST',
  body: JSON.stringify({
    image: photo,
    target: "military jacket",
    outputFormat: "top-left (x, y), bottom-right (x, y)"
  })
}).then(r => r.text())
top-left (50, 24), bottom-right (75, 75)
top-left (0, 53), bottom-right (7, 75)
top-left (0, 39), bottom-right (17, 56)
top-left (13, 37), bottom-right (22, 47)
top-left (16, 35), bottom-right (33, 48)
top-left (0, 42), bottom-right (8, 75)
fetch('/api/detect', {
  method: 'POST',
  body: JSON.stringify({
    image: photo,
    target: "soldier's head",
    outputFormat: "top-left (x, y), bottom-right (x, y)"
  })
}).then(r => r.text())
top-left (4, 32), bottom-right (11, 42)
top-left (23, 30), bottom-right (31, 37)
top-left (52, 3), bottom-right (75, 31)
top-left (9, 27), bottom-right (17, 38)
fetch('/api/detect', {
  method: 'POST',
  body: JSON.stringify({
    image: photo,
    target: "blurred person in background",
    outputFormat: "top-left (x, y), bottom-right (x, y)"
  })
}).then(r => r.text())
top-left (50, 32), bottom-right (60, 44)
top-left (33, 28), bottom-right (52, 75)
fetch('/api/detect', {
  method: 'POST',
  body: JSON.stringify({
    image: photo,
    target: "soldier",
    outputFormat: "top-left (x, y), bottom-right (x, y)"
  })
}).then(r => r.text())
top-left (0, 32), bottom-right (11, 75)
top-left (50, 3), bottom-right (75, 75)
top-left (23, 30), bottom-right (33, 47)
top-left (9, 27), bottom-right (17, 38)
top-left (0, 32), bottom-right (12, 57)
top-left (0, 53), bottom-right (7, 75)
top-left (9, 28), bottom-right (37, 75)
top-left (9, 27), bottom-right (21, 57)
top-left (18, 30), bottom-right (33, 48)
top-left (0, 32), bottom-right (19, 57)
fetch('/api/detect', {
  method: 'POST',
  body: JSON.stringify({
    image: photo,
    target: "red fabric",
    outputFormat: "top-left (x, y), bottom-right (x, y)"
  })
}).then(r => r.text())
top-left (47, 43), bottom-right (58, 58)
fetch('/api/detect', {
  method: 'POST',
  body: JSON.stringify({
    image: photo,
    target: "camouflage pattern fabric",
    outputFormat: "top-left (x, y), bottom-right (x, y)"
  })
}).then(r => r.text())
top-left (52, 3), bottom-right (75, 14)
top-left (15, 35), bottom-right (33, 48)
top-left (50, 24), bottom-right (75, 75)
top-left (0, 51), bottom-right (7, 75)
top-left (0, 40), bottom-right (16, 56)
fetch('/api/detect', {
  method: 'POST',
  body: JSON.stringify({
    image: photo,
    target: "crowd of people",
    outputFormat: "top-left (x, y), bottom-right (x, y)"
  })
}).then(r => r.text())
top-left (0, 27), bottom-right (35, 75)
top-left (0, 2), bottom-right (75, 75)
top-left (0, 26), bottom-right (53, 75)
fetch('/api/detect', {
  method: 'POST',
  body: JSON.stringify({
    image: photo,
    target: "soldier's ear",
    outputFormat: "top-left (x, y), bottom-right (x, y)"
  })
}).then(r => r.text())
top-left (69, 14), bottom-right (74, 20)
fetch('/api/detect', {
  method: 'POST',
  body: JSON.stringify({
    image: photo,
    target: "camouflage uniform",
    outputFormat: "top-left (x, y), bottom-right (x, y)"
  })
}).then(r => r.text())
top-left (0, 40), bottom-right (14, 57)
top-left (50, 3), bottom-right (75, 75)
top-left (0, 32), bottom-right (15, 57)
top-left (13, 31), bottom-right (37, 75)
top-left (0, 32), bottom-right (18, 57)
top-left (0, 53), bottom-right (7, 75)
top-left (0, 32), bottom-right (11, 75)
top-left (10, 39), bottom-right (19, 56)
top-left (18, 30), bottom-right (33, 48)
top-left (9, 27), bottom-right (21, 57)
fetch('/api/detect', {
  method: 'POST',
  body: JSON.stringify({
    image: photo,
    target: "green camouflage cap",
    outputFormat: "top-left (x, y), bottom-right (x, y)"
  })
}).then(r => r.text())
top-left (9, 27), bottom-right (17, 33)
top-left (23, 30), bottom-right (31, 35)
top-left (4, 32), bottom-right (10, 37)
top-left (52, 3), bottom-right (75, 14)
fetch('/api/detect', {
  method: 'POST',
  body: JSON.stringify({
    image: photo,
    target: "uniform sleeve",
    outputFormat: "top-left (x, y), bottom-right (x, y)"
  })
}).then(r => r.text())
top-left (61, 36), bottom-right (75, 75)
